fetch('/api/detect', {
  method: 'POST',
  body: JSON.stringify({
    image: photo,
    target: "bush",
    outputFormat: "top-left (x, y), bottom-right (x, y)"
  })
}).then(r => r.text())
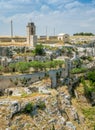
top-left (37, 101), bottom-right (46, 110)
top-left (87, 71), bottom-right (95, 83)
top-left (81, 78), bottom-right (95, 99)
top-left (35, 44), bottom-right (45, 55)
top-left (71, 68), bottom-right (87, 74)
top-left (24, 103), bottom-right (34, 113)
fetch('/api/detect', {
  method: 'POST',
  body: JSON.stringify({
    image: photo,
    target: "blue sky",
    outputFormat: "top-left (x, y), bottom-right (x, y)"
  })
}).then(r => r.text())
top-left (0, 0), bottom-right (95, 36)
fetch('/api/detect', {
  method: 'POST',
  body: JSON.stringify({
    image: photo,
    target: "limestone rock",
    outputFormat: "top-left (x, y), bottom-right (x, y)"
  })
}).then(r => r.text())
top-left (0, 84), bottom-right (86, 130)
top-left (66, 121), bottom-right (76, 130)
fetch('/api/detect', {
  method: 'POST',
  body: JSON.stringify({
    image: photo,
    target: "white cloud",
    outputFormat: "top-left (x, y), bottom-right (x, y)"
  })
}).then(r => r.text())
top-left (0, 0), bottom-right (95, 36)
top-left (40, 5), bottom-right (51, 13)
top-left (65, 1), bottom-right (83, 9)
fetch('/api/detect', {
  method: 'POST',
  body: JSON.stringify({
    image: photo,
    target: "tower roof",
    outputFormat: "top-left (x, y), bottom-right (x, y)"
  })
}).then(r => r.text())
top-left (27, 22), bottom-right (35, 27)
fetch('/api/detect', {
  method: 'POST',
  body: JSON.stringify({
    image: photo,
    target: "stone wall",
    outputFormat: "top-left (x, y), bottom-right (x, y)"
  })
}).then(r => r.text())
top-left (0, 68), bottom-right (65, 89)
top-left (0, 37), bottom-right (26, 42)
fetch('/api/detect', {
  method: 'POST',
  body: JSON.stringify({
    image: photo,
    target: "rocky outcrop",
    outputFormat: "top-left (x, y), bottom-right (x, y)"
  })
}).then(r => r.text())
top-left (0, 88), bottom-right (5, 96)
top-left (0, 78), bottom-right (52, 97)
top-left (91, 92), bottom-right (95, 106)
top-left (0, 84), bottom-right (86, 130)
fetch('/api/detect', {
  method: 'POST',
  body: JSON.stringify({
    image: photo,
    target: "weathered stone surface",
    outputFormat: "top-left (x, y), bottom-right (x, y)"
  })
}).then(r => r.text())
top-left (0, 84), bottom-right (88, 130)
top-left (71, 107), bottom-right (80, 122)
top-left (91, 92), bottom-right (95, 106)
top-left (0, 88), bottom-right (5, 96)
top-left (9, 101), bottom-right (21, 118)
top-left (66, 121), bottom-right (76, 130)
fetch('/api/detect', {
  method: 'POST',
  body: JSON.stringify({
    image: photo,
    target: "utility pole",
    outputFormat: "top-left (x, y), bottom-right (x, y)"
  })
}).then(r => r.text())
top-left (54, 28), bottom-right (55, 36)
top-left (45, 26), bottom-right (47, 41)
top-left (11, 20), bottom-right (13, 43)
top-left (46, 26), bottom-right (47, 36)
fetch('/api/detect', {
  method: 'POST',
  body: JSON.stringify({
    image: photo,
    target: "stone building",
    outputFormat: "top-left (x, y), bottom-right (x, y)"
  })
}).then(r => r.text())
top-left (58, 33), bottom-right (70, 43)
top-left (26, 22), bottom-right (37, 47)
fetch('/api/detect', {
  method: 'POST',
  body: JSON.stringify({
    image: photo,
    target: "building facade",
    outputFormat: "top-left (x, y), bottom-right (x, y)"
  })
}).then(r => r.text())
top-left (26, 22), bottom-right (37, 47)
top-left (58, 33), bottom-right (70, 43)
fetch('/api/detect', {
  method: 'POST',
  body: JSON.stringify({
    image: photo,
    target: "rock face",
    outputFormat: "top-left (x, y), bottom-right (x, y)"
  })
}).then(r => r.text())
top-left (0, 79), bottom-right (87, 130)
top-left (0, 88), bottom-right (5, 96)
top-left (91, 92), bottom-right (95, 106)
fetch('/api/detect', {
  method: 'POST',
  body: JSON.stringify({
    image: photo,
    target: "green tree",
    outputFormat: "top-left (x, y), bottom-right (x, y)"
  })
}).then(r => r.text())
top-left (30, 61), bottom-right (41, 71)
top-left (16, 62), bottom-right (29, 73)
top-left (73, 32), bottom-right (94, 36)
top-left (35, 44), bottom-right (45, 55)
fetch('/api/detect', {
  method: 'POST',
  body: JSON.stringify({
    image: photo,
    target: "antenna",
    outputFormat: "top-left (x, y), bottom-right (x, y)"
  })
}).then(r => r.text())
top-left (54, 28), bottom-right (55, 36)
top-left (46, 26), bottom-right (47, 36)
top-left (11, 20), bottom-right (13, 39)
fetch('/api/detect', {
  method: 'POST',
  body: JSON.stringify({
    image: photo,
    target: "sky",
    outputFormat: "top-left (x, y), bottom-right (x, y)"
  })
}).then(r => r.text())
top-left (0, 0), bottom-right (95, 36)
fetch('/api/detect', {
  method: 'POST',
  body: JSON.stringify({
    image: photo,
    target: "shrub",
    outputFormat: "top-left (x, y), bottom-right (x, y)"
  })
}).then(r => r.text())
top-left (35, 44), bottom-right (45, 55)
top-left (87, 70), bottom-right (95, 83)
top-left (71, 68), bottom-right (87, 74)
top-left (37, 101), bottom-right (46, 110)
top-left (24, 103), bottom-right (34, 113)
top-left (81, 78), bottom-right (95, 99)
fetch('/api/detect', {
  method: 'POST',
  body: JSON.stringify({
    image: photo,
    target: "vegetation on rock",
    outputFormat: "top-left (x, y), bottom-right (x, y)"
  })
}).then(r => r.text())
top-left (7, 60), bottom-right (64, 73)
top-left (24, 103), bottom-right (34, 113)
top-left (71, 67), bottom-right (87, 74)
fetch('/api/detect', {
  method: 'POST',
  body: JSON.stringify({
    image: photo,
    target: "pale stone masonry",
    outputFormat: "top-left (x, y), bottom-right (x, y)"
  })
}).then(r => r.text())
top-left (58, 33), bottom-right (70, 43)
top-left (26, 22), bottom-right (37, 47)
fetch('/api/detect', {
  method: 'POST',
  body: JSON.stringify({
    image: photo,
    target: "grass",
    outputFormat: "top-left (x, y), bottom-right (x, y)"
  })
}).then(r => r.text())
top-left (0, 42), bottom-right (29, 47)
top-left (72, 81), bottom-right (95, 129)
top-left (82, 107), bottom-right (95, 129)
top-left (21, 92), bottom-right (28, 98)
top-left (82, 107), bottom-right (95, 120)
top-left (71, 67), bottom-right (87, 74)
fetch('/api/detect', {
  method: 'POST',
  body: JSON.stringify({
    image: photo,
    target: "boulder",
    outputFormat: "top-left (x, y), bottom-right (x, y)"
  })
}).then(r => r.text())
top-left (9, 101), bottom-right (21, 118)
top-left (66, 121), bottom-right (76, 130)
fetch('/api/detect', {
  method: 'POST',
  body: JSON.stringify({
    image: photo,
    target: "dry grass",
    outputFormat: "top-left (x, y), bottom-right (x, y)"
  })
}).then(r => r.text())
top-left (0, 42), bottom-right (30, 47)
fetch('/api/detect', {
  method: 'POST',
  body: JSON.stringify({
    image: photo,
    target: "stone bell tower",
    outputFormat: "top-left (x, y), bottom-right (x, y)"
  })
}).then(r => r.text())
top-left (27, 22), bottom-right (37, 47)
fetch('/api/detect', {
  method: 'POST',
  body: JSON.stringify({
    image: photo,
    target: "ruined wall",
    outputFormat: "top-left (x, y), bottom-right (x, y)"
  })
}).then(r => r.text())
top-left (0, 37), bottom-right (26, 42)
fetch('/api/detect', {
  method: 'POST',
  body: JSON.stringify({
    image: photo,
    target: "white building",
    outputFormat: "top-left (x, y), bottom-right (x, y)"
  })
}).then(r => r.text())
top-left (58, 33), bottom-right (70, 43)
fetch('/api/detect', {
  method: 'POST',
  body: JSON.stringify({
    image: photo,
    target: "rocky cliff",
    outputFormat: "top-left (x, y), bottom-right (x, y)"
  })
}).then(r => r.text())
top-left (0, 78), bottom-right (94, 130)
